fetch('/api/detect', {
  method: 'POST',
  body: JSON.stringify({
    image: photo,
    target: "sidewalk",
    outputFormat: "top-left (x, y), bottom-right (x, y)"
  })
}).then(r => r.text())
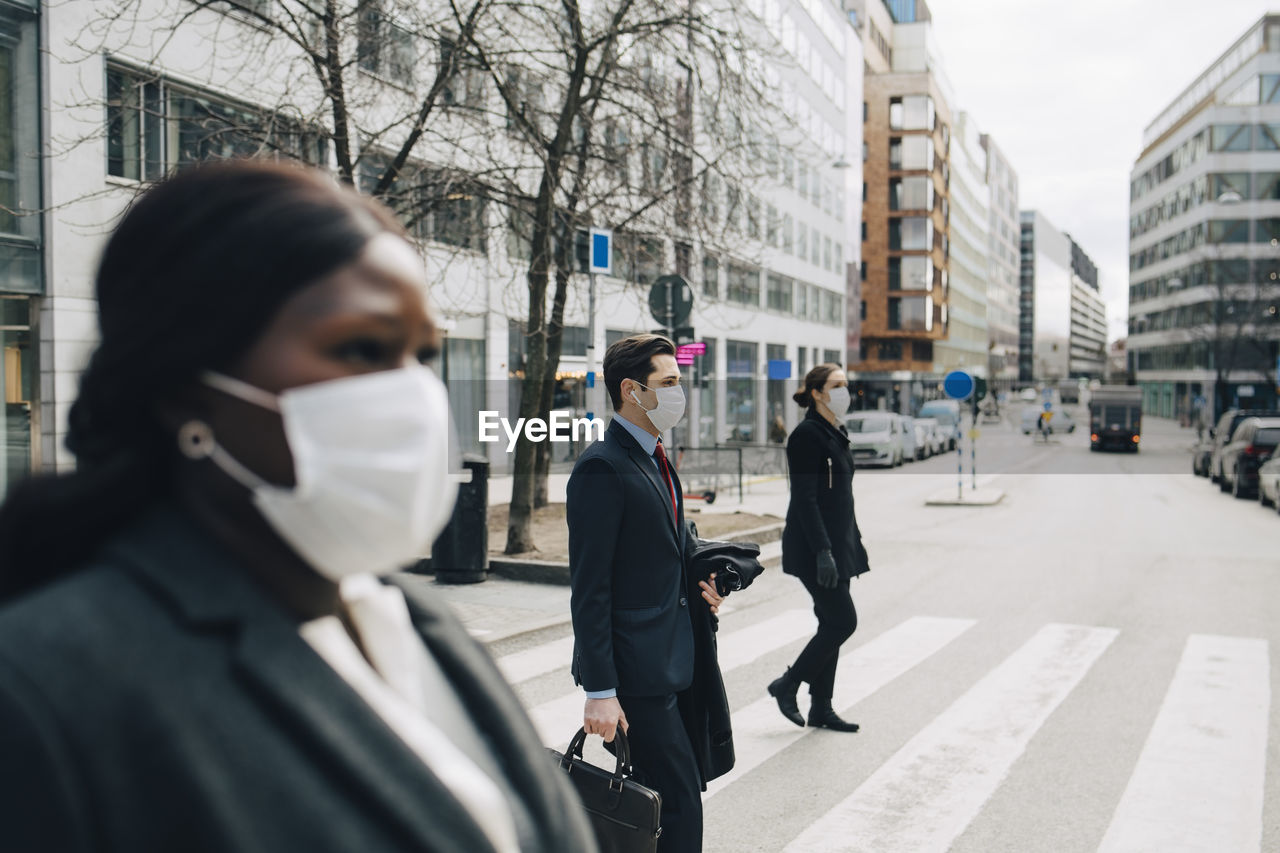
top-left (487, 470), bottom-right (792, 518)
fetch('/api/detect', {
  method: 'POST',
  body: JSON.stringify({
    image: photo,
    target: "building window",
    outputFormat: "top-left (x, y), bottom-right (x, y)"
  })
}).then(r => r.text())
top-left (798, 222), bottom-right (809, 259)
top-left (358, 2), bottom-right (416, 84)
top-left (889, 217), bottom-right (932, 251)
top-left (703, 253), bottom-right (719, 298)
top-left (912, 341), bottom-right (933, 361)
top-left (439, 34), bottom-right (485, 108)
top-left (725, 339), bottom-right (758, 442)
top-left (1210, 124), bottom-right (1251, 152)
top-left (359, 159), bottom-right (488, 253)
top-left (615, 234), bottom-right (664, 285)
top-left (888, 95), bottom-right (934, 131)
top-left (860, 299), bottom-right (866, 320)
top-left (795, 280), bottom-right (808, 317)
top-left (879, 341), bottom-right (903, 360)
top-left (889, 255), bottom-right (932, 290)
top-left (889, 136), bottom-right (934, 171)
top-left (726, 263), bottom-right (760, 306)
top-left (888, 297), bottom-right (901, 329)
top-left (782, 213), bottom-right (794, 254)
top-left (106, 65), bottom-right (325, 182)
top-left (766, 273), bottom-right (793, 312)
top-left (889, 176), bottom-right (934, 211)
top-left (675, 241), bottom-right (691, 277)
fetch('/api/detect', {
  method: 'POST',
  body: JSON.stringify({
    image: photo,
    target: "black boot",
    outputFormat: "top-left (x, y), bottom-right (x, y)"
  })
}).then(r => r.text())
top-left (767, 668), bottom-right (805, 727)
top-left (807, 697), bottom-right (859, 732)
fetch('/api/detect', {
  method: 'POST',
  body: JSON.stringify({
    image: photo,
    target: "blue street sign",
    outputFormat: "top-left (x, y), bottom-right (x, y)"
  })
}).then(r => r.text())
top-left (767, 359), bottom-right (792, 380)
top-left (943, 370), bottom-right (975, 401)
top-left (586, 370), bottom-right (595, 389)
top-left (1043, 401), bottom-right (1052, 412)
top-left (589, 228), bottom-right (612, 274)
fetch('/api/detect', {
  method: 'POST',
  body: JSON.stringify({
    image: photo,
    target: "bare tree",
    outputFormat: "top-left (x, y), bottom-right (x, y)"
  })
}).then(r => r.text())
top-left (58, 0), bottom-right (790, 555)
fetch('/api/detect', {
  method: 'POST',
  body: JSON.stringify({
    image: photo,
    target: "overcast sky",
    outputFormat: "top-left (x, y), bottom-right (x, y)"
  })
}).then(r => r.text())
top-left (920, 0), bottom-right (1271, 341)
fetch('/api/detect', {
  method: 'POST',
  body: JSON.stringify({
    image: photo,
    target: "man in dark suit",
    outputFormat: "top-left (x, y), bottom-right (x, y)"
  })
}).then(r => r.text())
top-left (567, 334), bottom-right (725, 853)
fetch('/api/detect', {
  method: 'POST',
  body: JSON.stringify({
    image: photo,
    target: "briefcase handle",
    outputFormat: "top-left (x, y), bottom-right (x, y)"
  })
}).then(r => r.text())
top-left (562, 727), bottom-right (633, 789)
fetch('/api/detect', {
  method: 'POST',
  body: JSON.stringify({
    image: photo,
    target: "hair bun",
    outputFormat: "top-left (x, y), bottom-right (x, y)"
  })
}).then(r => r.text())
top-left (792, 388), bottom-right (812, 407)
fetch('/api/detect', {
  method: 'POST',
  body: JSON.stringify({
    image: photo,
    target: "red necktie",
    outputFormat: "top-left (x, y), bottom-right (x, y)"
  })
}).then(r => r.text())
top-left (653, 440), bottom-right (678, 527)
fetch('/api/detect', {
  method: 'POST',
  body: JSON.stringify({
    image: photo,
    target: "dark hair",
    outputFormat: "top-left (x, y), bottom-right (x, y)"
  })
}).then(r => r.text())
top-left (0, 159), bottom-right (405, 600)
top-left (793, 363), bottom-right (843, 408)
top-left (603, 334), bottom-right (676, 410)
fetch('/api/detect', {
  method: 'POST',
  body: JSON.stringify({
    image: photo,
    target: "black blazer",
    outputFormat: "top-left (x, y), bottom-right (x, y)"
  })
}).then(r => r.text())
top-left (0, 508), bottom-right (596, 853)
top-left (566, 418), bottom-right (695, 697)
top-left (781, 407), bottom-right (871, 583)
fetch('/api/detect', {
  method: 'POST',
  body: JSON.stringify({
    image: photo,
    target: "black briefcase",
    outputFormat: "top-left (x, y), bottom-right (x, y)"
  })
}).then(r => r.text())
top-left (549, 727), bottom-right (662, 853)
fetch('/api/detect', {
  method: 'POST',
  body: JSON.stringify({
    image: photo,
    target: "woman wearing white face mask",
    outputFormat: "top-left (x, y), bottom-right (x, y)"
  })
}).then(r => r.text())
top-left (767, 364), bottom-right (871, 733)
top-left (0, 161), bottom-right (595, 853)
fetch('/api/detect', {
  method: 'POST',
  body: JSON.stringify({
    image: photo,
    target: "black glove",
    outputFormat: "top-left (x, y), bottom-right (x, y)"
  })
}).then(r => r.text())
top-left (815, 549), bottom-right (839, 589)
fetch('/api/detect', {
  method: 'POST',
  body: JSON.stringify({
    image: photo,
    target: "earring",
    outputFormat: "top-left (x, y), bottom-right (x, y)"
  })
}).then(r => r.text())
top-left (177, 420), bottom-right (216, 460)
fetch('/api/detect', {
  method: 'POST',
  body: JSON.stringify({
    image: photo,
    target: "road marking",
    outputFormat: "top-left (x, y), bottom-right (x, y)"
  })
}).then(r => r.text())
top-left (526, 609), bottom-right (817, 744)
top-left (706, 616), bottom-right (976, 799)
top-left (783, 623), bottom-right (1117, 853)
top-left (1097, 634), bottom-right (1270, 853)
top-left (495, 636), bottom-right (575, 684)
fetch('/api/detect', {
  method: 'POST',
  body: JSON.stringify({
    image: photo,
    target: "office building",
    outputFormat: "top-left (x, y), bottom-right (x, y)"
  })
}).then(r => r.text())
top-left (1127, 14), bottom-right (1280, 418)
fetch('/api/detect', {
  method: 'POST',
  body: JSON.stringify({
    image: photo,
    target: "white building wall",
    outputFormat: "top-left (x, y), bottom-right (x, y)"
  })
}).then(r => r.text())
top-left (934, 110), bottom-right (989, 376)
top-left (40, 0), bottom-right (861, 475)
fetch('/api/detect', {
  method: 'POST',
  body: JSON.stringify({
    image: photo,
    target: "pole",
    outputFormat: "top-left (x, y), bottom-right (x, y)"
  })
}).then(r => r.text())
top-left (586, 272), bottom-right (598, 424)
top-left (970, 408), bottom-right (977, 490)
top-left (956, 426), bottom-right (962, 502)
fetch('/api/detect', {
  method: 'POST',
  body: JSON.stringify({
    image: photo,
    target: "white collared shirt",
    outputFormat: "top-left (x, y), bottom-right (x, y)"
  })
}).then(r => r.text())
top-left (299, 575), bottom-right (519, 853)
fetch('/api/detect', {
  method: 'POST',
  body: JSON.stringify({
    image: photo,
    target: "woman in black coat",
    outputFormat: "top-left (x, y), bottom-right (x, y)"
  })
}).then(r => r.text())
top-left (0, 162), bottom-right (596, 853)
top-left (767, 364), bottom-right (870, 732)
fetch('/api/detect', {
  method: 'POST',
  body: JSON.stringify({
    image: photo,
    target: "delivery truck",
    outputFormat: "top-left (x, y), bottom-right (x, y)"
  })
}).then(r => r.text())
top-left (1088, 386), bottom-right (1142, 452)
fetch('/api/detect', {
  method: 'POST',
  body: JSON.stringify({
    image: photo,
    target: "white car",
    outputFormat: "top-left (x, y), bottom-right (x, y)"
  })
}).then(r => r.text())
top-left (845, 412), bottom-right (903, 467)
top-left (913, 417), bottom-right (942, 457)
top-left (1258, 453), bottom-right (1280, 513)
top-left (897, 415), bottom-right (919, 462)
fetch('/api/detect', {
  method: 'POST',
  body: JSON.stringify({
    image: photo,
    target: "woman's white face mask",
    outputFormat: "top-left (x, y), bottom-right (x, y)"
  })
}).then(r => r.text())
top-left (199, 365), bottom-right (458, 582)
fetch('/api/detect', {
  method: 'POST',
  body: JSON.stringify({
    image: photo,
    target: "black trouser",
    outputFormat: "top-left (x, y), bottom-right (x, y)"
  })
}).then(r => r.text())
top-left (789, 577), bottom-right (857, 699)
top-left (617, 693), bottom-right (703, 853)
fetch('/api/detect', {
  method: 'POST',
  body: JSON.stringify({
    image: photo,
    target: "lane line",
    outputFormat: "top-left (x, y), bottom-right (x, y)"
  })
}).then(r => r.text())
top-left (1097, 634), bottom-right (1270, 853)
top-left (706, 616), bottom-right (976, 799)
top-left (783, 623), bottom-right (1117, 853)
top-left (526, 609), bottom-right (817, 744)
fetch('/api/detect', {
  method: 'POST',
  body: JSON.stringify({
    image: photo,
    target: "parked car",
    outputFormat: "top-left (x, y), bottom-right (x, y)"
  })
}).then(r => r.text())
top-left (1020, 407), bottom-right (1075, 435)
top-left (897, 414), bottom-right (919, 462)
top-left (1219, 417), bottom-right (1280, 498)
top-left (1191, 437), bottom-right (1214, 477)
top-left (1209, 409), bottom-right (1280, 483)
top-left (845, 412), bottom-right (903, 467)
top-left (917, 399), bottom-right (960, 450)
top-left (1257, 453), bottom-right (1280, 511)
top-left (913, 417), bottom-right (939, 459)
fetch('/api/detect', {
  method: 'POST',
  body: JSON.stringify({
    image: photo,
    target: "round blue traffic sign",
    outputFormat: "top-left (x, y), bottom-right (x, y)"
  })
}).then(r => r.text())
top-left (943, 370), bottom-right (975, 401)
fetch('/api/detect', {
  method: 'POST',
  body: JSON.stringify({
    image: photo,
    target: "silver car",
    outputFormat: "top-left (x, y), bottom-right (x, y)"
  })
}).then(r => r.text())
top-left (1258, 453), bottom-right (1280, 514)
top-left (845, 412), bottom-right (903, 467)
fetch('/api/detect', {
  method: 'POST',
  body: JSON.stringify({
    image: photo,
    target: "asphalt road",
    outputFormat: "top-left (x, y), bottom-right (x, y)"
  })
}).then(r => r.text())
top-left (498, 410), bottom-right (1277, 852)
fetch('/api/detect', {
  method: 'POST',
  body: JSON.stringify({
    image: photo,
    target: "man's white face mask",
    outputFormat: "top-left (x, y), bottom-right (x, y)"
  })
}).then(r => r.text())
top-left (631, 380), bottom-right (687, 433)
top-left (197, 365), bottom-right (458, 582)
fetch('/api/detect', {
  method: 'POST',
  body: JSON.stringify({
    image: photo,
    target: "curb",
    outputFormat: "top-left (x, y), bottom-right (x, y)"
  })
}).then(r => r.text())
top-left (482, 521), bottom-right (786, 587)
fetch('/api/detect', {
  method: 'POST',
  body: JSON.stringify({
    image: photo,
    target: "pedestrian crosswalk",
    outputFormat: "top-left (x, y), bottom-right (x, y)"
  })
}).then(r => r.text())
top-left (492, 610), bottom-right (1274, 852)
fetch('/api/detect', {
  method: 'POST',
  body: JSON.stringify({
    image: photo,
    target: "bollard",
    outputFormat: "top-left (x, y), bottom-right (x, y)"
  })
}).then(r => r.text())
top-left (431, 454), bottom-right (490, 584)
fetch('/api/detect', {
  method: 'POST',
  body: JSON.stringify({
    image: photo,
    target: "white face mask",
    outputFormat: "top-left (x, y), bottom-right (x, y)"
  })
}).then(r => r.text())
top-left (199, 365), bottom-right (458, 582)
top-left (630, 381), bottom-right (686, 433)
top-left (825, 386), bottom-right (851, 416)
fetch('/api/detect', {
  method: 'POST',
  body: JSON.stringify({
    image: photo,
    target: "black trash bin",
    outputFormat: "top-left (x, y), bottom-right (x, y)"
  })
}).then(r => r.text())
top-left (431, 454), bottom-right (489, 584)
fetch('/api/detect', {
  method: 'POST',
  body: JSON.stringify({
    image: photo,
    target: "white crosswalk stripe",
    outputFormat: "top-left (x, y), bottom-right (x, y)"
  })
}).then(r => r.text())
top-left (1097, 634), bottom-right (1271, 853)
top-left (524, 609), bottom-right (819, 744)
top-left (706, 615), bottom-right (975, 799)
top-left (496, 609), bottom-right (1274, 852)
top-left (782, 623), bottom-right (1118, 853)
top-left (495, 635), bottom-right (575, 685)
